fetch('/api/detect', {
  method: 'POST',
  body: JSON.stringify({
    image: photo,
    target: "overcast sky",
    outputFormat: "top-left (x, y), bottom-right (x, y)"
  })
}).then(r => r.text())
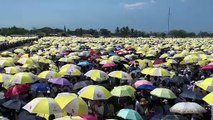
top-left (0, 0), bottom-right (212, 32)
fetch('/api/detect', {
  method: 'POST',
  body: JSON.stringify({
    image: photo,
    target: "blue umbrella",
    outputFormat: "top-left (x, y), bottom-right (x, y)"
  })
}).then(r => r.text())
top-left (31, 83), bottom-right (51, 92)
top-left (2, 99), bottom-right (26, 111)
top-left (137, 85), bottom-right (156, 90)
top-left (77, 61), bottom-right (91, 66)
top-left (180, 90), bottom-right (204, 100)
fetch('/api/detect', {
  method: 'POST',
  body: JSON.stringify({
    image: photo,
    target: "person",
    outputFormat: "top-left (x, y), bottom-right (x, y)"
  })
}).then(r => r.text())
top-left (135, 98), bottom-right (152, 120)
top-left (48, 114), bottom-right (55, 120)
top-left (90, 100), bottom-right (104, 119)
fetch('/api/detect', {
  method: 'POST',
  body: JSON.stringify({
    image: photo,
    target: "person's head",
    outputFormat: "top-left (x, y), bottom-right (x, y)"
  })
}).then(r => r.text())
top-left (48, 114), bottom-right (55, 120)
top-left (139, 98), bottom-right (148, 106)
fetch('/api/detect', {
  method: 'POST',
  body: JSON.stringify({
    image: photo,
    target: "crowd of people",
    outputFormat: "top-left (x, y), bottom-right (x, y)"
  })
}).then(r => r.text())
top-left (0, 37), bottom-right (212, 120)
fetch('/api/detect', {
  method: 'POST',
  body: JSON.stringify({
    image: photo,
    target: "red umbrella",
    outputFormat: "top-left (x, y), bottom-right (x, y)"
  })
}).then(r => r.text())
top-left (202, 62), bottom-right (213, 70)
top-left (80, 114), bottom-right (97, 120)
top-left (134, 80), bottom-right (153, 88)
top-left (5, 84), bottom-right (30, 98)
top-left (102, 63), bottom-right (116, 68)
top-left (154, 58), bottom-right (166, 65)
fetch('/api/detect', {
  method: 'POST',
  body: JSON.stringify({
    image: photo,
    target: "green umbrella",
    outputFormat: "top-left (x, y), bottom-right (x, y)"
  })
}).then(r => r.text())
top-left (117, 109), bottom-right (143, 120)
top-left (111, 86), bottom-right (135, 97)
top-left (150, 88), bottom-right (177, 99)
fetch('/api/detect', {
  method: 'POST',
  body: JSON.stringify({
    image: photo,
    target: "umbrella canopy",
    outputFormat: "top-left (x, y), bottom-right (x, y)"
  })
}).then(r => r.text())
top-left (59, 67), bottom-right (81, 76)
top-left (55, 92), bottom-right (88, 115)
top-left (102, 63), bottom-right (116, 68)
top-left (85, 69), bottom-right (109, 81)
top-left (73, 81), bottom-right (91, 90)
top-left (150, 88), bottom-right (177, 99)
top-left (202, 92), bottom-right (213, 105)
top-left (2, 99), bottom-right (26, 111)
top-left (134, 80), bottom-right (153, 88)
top-left (60, 64), bottom-right (81, 71)
top-left (108, 71), bottom-right (133, 80)
top-left (180, 55), bottom-right (201, 64)
top-left (111, 85), bottom-right (135, 97)
top-left (5, 84), bottom-right (30, 98)
top-left (180, 90), bottom-right (204, 100)
top-left (196, 77), bottom-right (213, 92)
top-left (170, 102), bottom-right (206, 114)
top-left (4, 66), bottom-right (22, 74)
top-left (14, 48), bottom-right (25, 54)
top-left (77, 61), bottom-right (91, 66)
top-left (23, 97), bottom-right (62, 114)
top-left (117, 109), bottom-right (143, 120)
top-left (49, 78), bottom-right (71, 86)
top-left (38, 71), bottom-right (61, 79)
top-left (161, 115), bottom-right (188, 120)
top-left (10, 72), bottom-right (37, 84)
top-left (58, 57), bottom-right (74, 63)
top-left (80, 114), bottom-right (97, 120)
top-left (99, 59), bottom-right (114, 65)
top-left (141, 67), bottom-right (170, 77)
top-left (17, 58), bottom-right (36, 65)
top-left (78, 85), bottom-right (112, 100)
top-left (0, 60), bottom-right (15, 67)
top-left (31, 83), bottom-right (51, 92)
top-left (0, 73), bottom-right (11, 83)
top-left (202, 62), bottom-right (213, 70)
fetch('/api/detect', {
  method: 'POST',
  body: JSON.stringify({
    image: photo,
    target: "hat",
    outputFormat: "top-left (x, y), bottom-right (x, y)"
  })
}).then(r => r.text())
top-left (140, 98), bottom-right (148, 105)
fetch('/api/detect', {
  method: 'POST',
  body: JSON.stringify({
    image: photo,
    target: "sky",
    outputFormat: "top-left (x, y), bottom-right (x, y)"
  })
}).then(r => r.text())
top-left (0, 0), bottom-right (212, 32)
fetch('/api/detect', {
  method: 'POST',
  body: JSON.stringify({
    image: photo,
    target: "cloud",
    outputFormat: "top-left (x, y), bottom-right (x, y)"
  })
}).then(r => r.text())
top-left (123, 2), bottom-right (147, 9)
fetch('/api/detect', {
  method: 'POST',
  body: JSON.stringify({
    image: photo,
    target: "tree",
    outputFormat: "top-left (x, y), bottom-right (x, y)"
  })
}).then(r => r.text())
top-left (99, 28), bottom-right (111, 37)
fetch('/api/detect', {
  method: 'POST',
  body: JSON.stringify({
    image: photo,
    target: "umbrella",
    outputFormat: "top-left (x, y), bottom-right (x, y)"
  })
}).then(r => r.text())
top-left (117, 109), bottom-right (143, 120)
top-left (60, 64), bottom-right (81, 71)
top-left (49, 78), bottom-right (71, 86)
top-left (137, 85), bottom-right (156, 90)
top-left (77, 61), bottom-right (91, 66)
top-left (0, 116), bottom-right (9, 120)
top-left (150, 88), bottom-right (177, 99)
top-left (78, 85), bottom-right (112, 100)
top-left (202, 62), bottom-right (213, 70)
top-left (85, 69), bottom-right (109, 81)
top-left (108, 71), bottom-right (133, 80)
top-left (38, 71), bottom-right (61, 79)
top-left (14, 48), bottom-right (25, 54)
top-left (102, 63), bottom-right (116, 68)
top-left (0, 73), bottom-right (11, 83)
top-left (2, 99), bottom-right (26, 110)
top-left (10, 72), bottom-right (37, 84)
top-left (73, 81), bottom-right (91, 90)
top-left (134, 80), bottom-right (153, 88)
top-left (180, 55), bottom-right (201, 64)
top-left (17, 58), bottom-right (36, 65)
top-left (23, 97), bottom-right (62, 114)
top-left (161, 115), bottom-right (188, 120)
top-left (59, 67), bottom-right (81, 76)
top-left (58, 57), bottom-right (74, 63)
top-left (99, 59), bottom-right (114, 65)
top-left (111, 86), bottom-right (135, 97)
top-left (0, 60), bottom-right (15, 67)
top-left (202, 92), bottom-right (213, 105)
top-left (109, 56), bottom-right (121, 62)
top-left (54, 116), bottom-right (83, 120)
top-left (196, 77), bottom-right (213, 92)
top-left (5, 84), bottom-right (30, 97)
top-left (180, 90), bottom-right (204, 100)
top-left (170, 102), bottom-right (206, 114)
top-left (80, 115), bottom-right (97, 120)
top-left (31, 83), bottom-right (51, 92)
top-left (55, 92), bottom-right (88, 115)
top-left (142, 67), bottom-right (170, 77)
top-left (4, 66), bottom-right (22, 74)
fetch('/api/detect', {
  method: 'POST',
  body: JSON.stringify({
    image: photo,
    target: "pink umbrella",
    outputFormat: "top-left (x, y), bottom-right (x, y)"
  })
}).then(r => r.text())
top-left (202, 62), bottom-right (213, 70)
top-left (80, 114), bottom-right (97, 120)
top-left (102, 63), bottom-right (116, 68)
top-left (134, 80), bottom-right (153, 88)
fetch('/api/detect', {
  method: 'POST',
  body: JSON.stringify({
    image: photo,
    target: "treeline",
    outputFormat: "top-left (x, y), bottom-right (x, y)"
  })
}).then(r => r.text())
top-left (0, 26), bottom-right (213, 38)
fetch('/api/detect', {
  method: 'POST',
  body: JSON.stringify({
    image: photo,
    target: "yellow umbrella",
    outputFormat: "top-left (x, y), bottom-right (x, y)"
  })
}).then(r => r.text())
top-left (142, 67), bottom-right (170, 76)
top-left (0, 73), bottom-right (12, 83)
top-left (4, 66), bottom-right (22, 74)
top-left (108, 71), bottom-right (133, 80)
top-left (202, 92), bottom-right (213, 105)
top-left (38, 71), bottom-right (61, 79)
top-left (17, 58), bottom-right (35, 65)
top-left (0, 60), bottom-right (15, 67)
top-left (55, 92), bottom-right (88, 115)
top-left (196, 78), bottom-right (213, 92)
top-left (23, 97), bottom-right (62, 114)
top-left (78, 85), bottom-right (112, 100)
top-left (84, 69), bottom-right (109, 81)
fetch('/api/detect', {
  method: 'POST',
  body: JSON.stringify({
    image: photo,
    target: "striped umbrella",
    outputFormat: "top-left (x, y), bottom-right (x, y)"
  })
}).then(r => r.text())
top-left (202, 92), bottom-right (213, 105)
top-left (196, 78), bottom-right (213, 92)
top-left (4, 66), bottom-right (22, 74)
top-left (38, 71), bottom-right (61, 79)
top-left (10, 72), bottom-right (37, 84)
top-left (59, 67), bottom-right (81, 76)
top-left (78, 85), bottom-right (112, 100)
top-left (85, 69), bottom-right (109, 81)
top-left (23, 97), bottom-right (62, 114)
top-left (142, 67), bottom-right (170, 77)
top-left (0, 74), bottom-right (12, 83)
top-left (58, 57), bottom-right (74, 63)
top-left (108, 71), bottom-right (133, 80)
top-left (17, 58), bottom-right (36, 65)
top-left (55, 93), bottom-right (88, 115)
top-left (0, 60), bottom-right (15, 67)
